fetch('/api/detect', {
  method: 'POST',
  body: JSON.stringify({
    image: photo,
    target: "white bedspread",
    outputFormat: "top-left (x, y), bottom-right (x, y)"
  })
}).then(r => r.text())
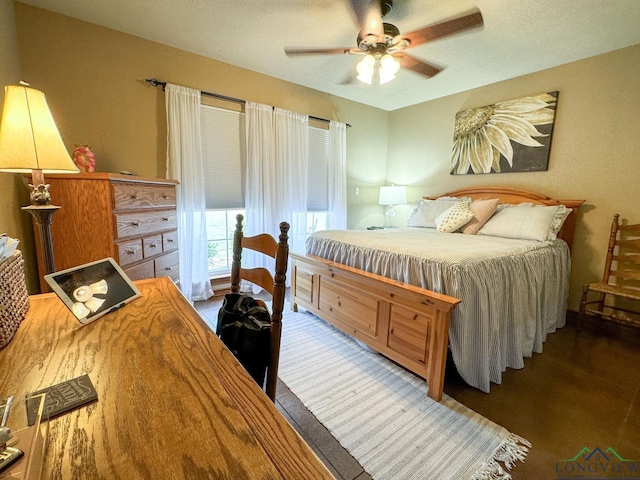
top-left (306, 227), bottom-right (570, 392)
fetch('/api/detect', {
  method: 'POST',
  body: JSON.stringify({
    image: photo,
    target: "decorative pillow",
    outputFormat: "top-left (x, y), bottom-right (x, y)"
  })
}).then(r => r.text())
top-left (477, 203), bottom-right (564, 242)
top-left (548, 205), bottom-right (572, 241)
top-left (460, 198), bottom-right (500, 235)
top-left (407, 198), bottom-right (463, 228)
top-left (435, 201), bottom-right (475, 233)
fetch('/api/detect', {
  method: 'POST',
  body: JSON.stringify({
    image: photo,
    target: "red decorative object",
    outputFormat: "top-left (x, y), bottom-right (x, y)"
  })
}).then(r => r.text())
top-left (71, 144), bottom-right (96, 173)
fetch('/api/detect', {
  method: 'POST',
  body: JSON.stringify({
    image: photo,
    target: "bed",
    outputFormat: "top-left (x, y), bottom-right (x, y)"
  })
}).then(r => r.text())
top-left (289, 187), bottom-right (584, 401)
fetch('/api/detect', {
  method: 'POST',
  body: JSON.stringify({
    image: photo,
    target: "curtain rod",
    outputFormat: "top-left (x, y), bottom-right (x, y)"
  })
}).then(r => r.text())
top-left (145, 78), bottom-right (351, 128)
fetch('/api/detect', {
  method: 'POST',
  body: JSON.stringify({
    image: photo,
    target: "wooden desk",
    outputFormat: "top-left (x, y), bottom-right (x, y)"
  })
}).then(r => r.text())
top-left (0, 277), bottom-right (333, 479)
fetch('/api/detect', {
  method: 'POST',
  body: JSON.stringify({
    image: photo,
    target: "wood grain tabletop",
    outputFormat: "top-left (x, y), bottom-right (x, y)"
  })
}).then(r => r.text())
top-left (0, 277), bottom-right (334, 479)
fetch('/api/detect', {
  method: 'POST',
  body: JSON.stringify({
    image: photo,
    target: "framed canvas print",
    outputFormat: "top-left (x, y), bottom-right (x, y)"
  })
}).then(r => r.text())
top-left (450, 91), bottom-right (558, 174)
top-left (44, 258), bottom-right (141, 325)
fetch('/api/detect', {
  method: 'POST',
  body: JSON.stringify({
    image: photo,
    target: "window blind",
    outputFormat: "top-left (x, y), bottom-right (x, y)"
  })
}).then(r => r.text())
top-left (307, 126), bottom-right (329, 212)
top-left (200, 105), bottom-right (246, 209)
top-left (201, 107), bottom-right (330, 212)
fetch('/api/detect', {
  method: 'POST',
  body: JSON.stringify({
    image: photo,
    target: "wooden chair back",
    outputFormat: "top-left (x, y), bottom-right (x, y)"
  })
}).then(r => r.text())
top-left (230, 214), bottom-right (290, 401)
top-left (580, 214), bottom-right (640, 327)
top-left (601, 214), bottom-right (640, 289)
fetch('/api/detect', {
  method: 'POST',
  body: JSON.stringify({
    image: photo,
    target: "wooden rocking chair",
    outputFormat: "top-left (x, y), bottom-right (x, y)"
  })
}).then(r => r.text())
top-left (230, 214), bottom-right (290, 401)
top-left (579, 214), bottom-right (640, 328)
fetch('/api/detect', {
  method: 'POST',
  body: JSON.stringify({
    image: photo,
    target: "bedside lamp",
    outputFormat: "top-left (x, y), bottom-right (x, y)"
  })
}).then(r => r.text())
top-left (0, 82), bottom-right (79, 276)
top-left (378, 185), bottom-right (407, 228)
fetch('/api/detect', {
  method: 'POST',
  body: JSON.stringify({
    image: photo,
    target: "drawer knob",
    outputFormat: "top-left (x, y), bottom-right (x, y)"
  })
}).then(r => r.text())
top-left (165, 266), bottom-right (173, 271)
top-left (131, 195), bottom-right (139, 200)
top-left (132, 221), bottom-right (140, 227)
top-left (162, 194), bottom-right (169, 200)
top-left (167, 238), bottom-right (175, 243)
top-left (162, 217), bottom-right (169, 221)
top-left (150, 243), bottom-right (158, 248)
top-left (125, 249), bottom-right (136, 255)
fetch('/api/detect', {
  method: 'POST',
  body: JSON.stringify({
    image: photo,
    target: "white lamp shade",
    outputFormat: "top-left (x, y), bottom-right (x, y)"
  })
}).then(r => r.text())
top-left (0, 84), bottom-right (78, 173)
top-left (378, 185), bottom-right (407, 205)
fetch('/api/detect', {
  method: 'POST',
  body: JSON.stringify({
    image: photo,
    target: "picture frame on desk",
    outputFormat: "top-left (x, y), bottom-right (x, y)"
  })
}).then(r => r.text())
top-left (44, 257), bottom-right (140, 325)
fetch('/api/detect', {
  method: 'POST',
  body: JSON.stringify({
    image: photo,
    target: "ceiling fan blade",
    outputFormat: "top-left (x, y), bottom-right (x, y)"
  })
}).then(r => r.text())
top-left (395, 52), bottom-right (443, 78)
top-left (349, 0), bottom-right (384, 37)
top-left (285, 47), bottom-right (363, 56)
top-left (399, 8), bottom-right (483, 48)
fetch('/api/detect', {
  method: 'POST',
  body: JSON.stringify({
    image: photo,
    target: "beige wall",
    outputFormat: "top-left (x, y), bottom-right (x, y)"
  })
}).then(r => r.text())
top-left (0, 0), bottom-right (38, 292)
top-left (12, 3), bottom-right (390, 288)
top-left (387, 45), bottom-right (640, 310)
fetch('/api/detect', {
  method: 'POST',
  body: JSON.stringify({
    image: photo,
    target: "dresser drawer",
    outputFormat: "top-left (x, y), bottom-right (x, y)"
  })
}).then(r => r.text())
top-left (162, 230), bottom-right (178, 252)
top-left (113, 183), bottom-right (176, 210)
top-left (124, 260), bottom-right (155, 281)
top-left (118, 239), bottom-right (143, 266)
top-left (115, 210), bottom-right (177, 239)
top-left (155, 250), bottom-right (179, 282)
top-left (143, 234), bottom-right (163, 258)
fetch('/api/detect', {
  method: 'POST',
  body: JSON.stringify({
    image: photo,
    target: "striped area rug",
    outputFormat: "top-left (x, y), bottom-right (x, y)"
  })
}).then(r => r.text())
top-left (278, 309), bottom-right (530, 480)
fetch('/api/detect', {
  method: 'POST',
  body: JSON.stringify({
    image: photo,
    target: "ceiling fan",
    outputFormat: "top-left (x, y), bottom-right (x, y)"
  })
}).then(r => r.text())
top-left (284, 0), bottom-right (483, 85)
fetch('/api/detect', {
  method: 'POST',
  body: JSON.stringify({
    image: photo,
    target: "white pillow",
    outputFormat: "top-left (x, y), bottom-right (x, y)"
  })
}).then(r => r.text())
top-left (478, 203), bottom-right (564, 242)
top-left (407, 197), bottom-right (470, 228)
top-left (435, 201), bottom-right (475, 233)
top-left (548, 205), bottom-right (572, 241)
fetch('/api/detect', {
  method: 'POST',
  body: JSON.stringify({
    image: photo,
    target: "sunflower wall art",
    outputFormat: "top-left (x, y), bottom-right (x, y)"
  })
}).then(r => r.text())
top-left (450, 91), bottom-right (558, 175)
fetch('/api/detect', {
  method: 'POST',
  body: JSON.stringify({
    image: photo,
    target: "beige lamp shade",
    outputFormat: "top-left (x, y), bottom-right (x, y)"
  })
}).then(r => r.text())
top-left (0, 84), bottom-right (78, 174)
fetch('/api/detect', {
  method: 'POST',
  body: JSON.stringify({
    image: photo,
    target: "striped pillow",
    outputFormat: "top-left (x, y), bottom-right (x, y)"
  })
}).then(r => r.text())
top-left (478, 203), bottom-right (564, 241)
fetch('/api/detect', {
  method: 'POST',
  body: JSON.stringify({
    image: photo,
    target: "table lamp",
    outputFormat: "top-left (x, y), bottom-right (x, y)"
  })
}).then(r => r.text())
top-left (0, 82), bottom-right (79, 277)
top-left (378, 185), bottom-right (407, 228)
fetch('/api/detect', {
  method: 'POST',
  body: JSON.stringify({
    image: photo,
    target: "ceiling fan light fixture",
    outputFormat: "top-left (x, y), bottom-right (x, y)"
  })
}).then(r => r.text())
top-left (379, 54), bottom-right (400, 84)
top-left (356, 54), bottom-right (376, 84)
top-left (380, 54), bottom-right (399, 72)
top-left (284, 4), bottom-right (483, 87)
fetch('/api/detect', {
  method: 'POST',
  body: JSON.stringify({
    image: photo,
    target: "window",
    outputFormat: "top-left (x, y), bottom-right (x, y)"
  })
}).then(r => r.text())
top-left (200, 106), bottom-right (331, 274)
top-left (289, 126), bottom-right (330, 251)
top-left (200, 105), bottom-right (246, 275)
top-left (205, 209), bottom-right (244, 273)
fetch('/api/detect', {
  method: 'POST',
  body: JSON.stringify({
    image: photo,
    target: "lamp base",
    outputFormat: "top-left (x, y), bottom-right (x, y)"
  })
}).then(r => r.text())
top-left (28, 183), bottom-right (52, 205)
top-left (384, 205), bottom-right (397, 228)
top-left (22, 204), bottom-right (60, 279)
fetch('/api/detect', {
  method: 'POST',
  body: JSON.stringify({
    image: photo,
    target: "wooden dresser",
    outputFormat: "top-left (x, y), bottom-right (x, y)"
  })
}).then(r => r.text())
top-left (31, 173), bottom-right (180, 292)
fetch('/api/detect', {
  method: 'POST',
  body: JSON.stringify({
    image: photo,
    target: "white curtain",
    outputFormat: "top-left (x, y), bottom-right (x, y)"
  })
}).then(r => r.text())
top-left (244, 102), bottom-right (275, 242)
top-left (165, 83), bottom-right (214, 302)
top-left (274, 107), bottom-right (309, 254)
top-left (328, 121), bottom-right (348, 230)
top-left (244, 102), bottom-right (309, 287)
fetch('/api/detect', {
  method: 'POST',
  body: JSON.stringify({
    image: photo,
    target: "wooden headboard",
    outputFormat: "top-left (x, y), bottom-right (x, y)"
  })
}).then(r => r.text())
top-left (425, 187), bottom-right (585, 252)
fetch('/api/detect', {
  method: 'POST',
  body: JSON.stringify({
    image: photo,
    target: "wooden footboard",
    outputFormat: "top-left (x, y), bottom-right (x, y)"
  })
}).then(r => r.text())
top-left (289, 252), bottom-right (460, 402)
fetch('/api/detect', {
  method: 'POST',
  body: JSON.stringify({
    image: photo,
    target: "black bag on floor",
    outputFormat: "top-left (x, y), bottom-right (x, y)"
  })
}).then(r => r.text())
top-left (216, 293), bottom-right (271, 387)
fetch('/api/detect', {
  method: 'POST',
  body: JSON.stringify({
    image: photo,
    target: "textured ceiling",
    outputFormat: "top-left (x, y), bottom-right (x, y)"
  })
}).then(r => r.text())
top-left (17, 0), bottom-right (640, 111)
